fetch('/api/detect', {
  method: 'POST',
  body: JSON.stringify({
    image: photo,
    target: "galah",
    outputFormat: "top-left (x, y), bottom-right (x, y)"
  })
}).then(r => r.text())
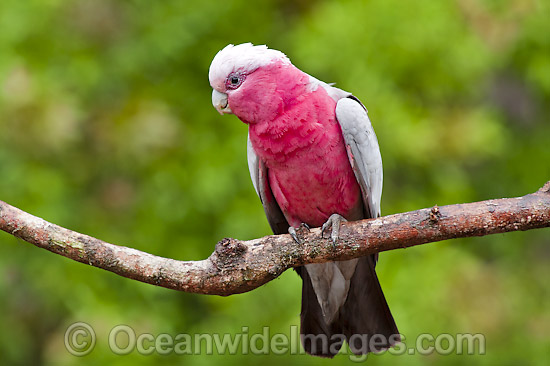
top-left (209, 43), bottom-right (399, 357)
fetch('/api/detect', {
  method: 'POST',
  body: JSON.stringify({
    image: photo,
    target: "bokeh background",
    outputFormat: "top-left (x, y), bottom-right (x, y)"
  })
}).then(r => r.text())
top-left (0, 0), bottom-right (549, 365)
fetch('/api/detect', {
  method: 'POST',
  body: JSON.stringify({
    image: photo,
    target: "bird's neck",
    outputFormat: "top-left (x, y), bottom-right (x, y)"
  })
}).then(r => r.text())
top-left (248, 85), bottom-right (339, 167)
top-left (230, 62), bottom-right (340, 166)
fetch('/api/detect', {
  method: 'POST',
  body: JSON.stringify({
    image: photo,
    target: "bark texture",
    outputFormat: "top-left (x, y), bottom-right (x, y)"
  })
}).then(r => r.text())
top-left (1, 181), bottom-right (549, 296)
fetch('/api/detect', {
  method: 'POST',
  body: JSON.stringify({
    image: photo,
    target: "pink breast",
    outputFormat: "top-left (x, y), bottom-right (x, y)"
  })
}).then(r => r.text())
top-left (268, 152), bottom-right (362, 228)
top-left (247, 76), bottom-right (362, 228)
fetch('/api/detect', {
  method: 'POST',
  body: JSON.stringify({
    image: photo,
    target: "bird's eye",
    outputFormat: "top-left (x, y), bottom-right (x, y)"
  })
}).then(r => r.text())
top-left (226, 73), bottom-right (244, 89)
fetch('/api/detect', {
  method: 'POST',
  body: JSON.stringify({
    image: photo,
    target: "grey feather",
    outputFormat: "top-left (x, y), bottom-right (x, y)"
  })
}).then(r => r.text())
top-left (335, 96), bottom-right (383, 218)
top-left (247, 134), bottom-right (289, 235)
top-left (247, 134), bottom-right (260, 197)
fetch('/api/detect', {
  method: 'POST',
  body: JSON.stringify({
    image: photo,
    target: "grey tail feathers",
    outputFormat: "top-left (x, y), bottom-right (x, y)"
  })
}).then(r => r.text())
top-left (296, 255), bottom-right (400, 357)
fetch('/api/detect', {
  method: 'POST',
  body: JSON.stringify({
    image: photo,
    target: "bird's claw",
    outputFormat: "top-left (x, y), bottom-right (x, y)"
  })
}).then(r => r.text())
top-left (289, 227), bottom-right (300, 244)
top-left (288, 223), bottom-right (310, 244)
top-left (321, 214), bottom-right (347, 245)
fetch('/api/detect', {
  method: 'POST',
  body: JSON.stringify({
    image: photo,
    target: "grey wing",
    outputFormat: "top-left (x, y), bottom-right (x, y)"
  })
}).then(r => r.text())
top-left (247, 134), bottom-right (289, 235)
top-left (247, 135), bottom-right (260, 197)
top-left (335, 97), bottom-right (383, 218)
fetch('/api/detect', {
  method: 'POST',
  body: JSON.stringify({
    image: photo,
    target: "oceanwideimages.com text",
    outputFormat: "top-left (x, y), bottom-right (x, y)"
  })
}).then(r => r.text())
top-left (65, 322), bottom-right (486, 361)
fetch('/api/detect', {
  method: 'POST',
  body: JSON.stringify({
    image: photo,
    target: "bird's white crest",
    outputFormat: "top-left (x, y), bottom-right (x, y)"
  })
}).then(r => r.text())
top-left (208, 43), bottom-right (290, 89)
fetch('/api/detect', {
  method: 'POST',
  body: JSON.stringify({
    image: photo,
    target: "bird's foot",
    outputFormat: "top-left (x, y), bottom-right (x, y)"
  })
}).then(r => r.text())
top-left (288, 223), bottom-right (310, 244)
top-left (321, 214), bottom-right (347, 245)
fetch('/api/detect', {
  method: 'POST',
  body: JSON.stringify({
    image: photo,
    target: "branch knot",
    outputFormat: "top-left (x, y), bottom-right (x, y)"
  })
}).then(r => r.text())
top-left (538, 181), bottom-right (550, 194)
top-left (211, 238), bottom-right (248, 271)
top-left (429, 205), bottom-right (441, 223)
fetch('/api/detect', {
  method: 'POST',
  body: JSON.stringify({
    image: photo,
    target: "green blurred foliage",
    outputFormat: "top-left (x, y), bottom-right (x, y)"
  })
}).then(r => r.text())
top-left (0, 0), bottom-right (548, 365)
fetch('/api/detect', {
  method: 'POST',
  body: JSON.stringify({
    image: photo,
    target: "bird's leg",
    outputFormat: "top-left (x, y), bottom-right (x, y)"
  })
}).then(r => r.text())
top-left (321, 213), bottom-right (347, 244)
top-left (288, 223), bottom-right (310, 244)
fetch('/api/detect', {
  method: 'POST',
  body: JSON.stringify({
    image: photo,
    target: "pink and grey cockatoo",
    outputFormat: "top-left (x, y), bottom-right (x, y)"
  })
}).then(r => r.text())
top-left (209, 43), bottom-right (399, 357)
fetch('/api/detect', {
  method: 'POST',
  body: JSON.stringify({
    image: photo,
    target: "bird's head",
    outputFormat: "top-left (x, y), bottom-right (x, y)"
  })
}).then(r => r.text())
top-left (208, 43), bottom-right (293, 122)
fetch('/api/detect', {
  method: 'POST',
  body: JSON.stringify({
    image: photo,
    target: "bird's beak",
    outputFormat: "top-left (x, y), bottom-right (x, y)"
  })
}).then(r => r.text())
top-left (212, 90), bottom-right (232, 115)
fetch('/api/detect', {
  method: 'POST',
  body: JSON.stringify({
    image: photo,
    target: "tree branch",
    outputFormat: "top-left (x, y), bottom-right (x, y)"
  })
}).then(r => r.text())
top-left (1, 182), bottom-right (549, 296)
